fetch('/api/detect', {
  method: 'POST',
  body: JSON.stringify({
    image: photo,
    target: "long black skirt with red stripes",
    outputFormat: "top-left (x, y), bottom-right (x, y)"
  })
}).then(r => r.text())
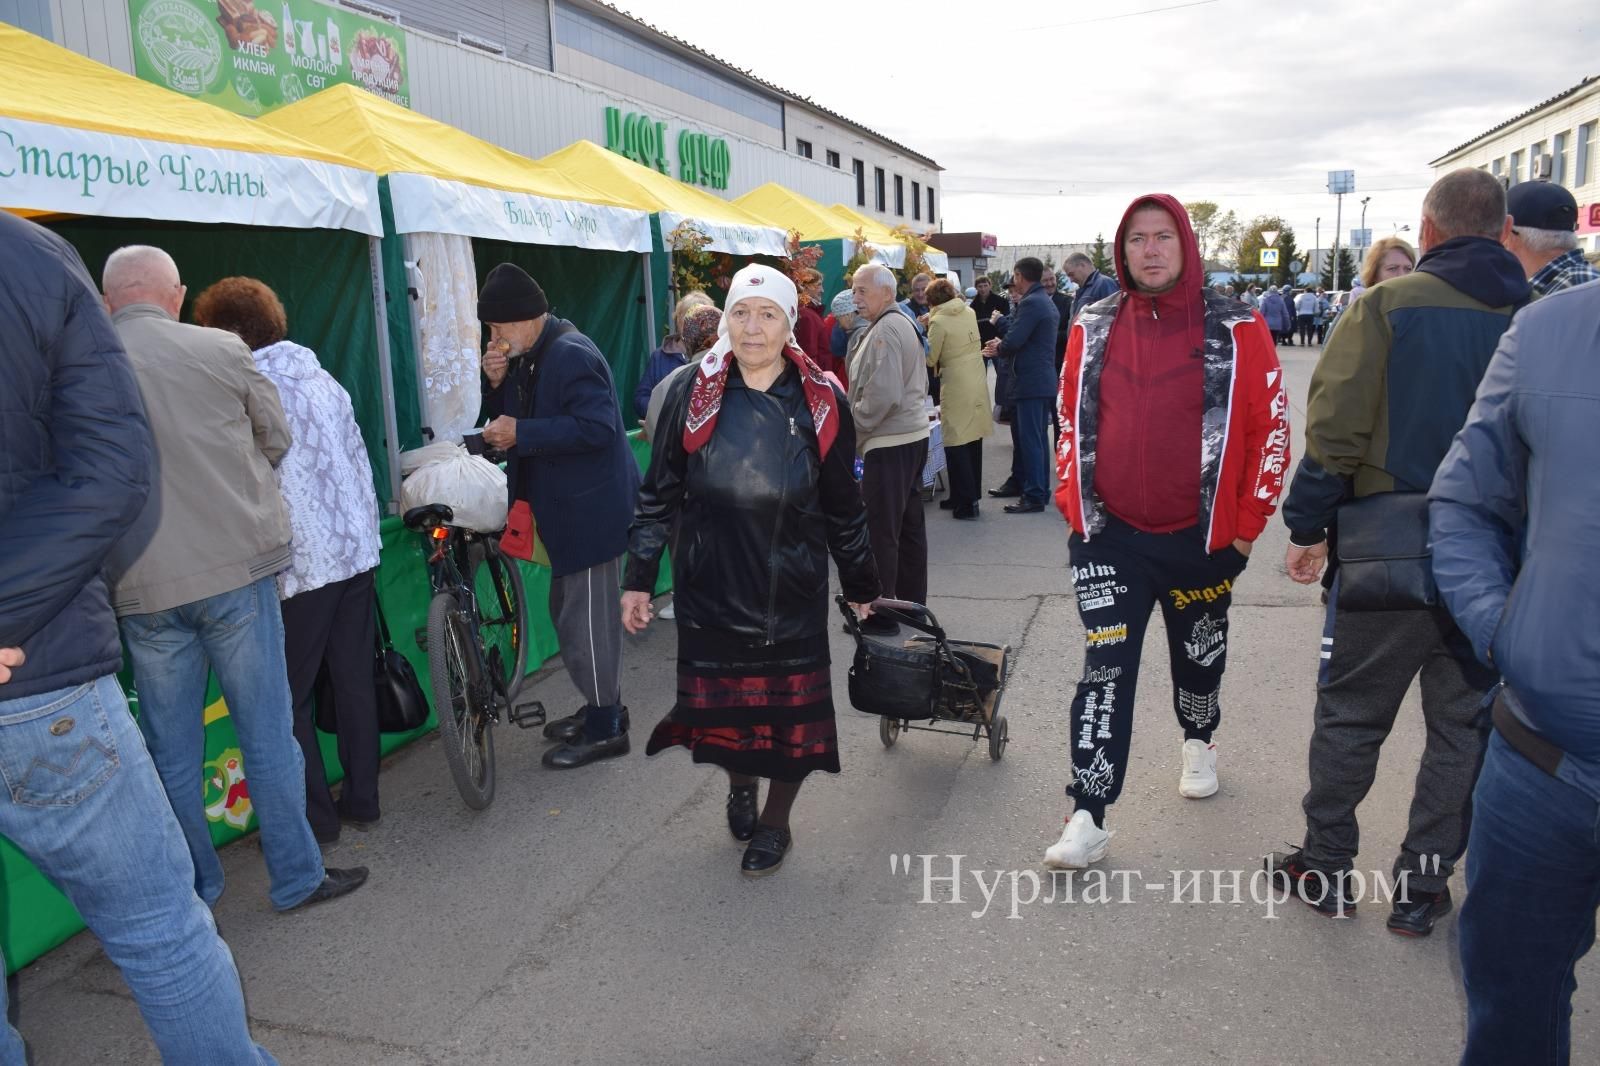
top-left (644, 626), bottom-right (839, 783)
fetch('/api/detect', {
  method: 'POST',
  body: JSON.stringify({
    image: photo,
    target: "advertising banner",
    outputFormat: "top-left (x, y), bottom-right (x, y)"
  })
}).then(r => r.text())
top-left (129, 0), bottom-right (409, 115)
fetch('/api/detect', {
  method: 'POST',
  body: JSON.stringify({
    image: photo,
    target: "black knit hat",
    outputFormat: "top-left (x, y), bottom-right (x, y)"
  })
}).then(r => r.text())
top-left (477, 263), bottom-right (549, 323)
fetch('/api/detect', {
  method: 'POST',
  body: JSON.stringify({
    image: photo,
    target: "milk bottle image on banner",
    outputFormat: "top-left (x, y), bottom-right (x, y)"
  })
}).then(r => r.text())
top-left (327, 17), bottom-right (342, 64)
top-left (282, 4), bottom-right (296, 54)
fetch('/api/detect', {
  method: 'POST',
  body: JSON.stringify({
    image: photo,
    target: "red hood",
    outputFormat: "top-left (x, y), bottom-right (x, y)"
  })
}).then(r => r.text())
top-left (1112, 192), bottom-right (1205, 347)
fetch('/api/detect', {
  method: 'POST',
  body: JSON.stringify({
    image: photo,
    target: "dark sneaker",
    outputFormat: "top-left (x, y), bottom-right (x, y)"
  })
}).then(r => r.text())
top-left (1267, 850), bottom-right (1358, 917)
top-left (1386, 886), bottom-right (1453, 938)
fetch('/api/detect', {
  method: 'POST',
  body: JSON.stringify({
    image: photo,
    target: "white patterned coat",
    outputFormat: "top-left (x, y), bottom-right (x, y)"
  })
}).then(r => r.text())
top-left (253, 340), bottom-right (382, 600)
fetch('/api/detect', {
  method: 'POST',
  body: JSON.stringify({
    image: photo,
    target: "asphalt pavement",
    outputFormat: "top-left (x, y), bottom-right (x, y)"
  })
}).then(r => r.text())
top-left (14, 342), bottom-right (1598, 1065)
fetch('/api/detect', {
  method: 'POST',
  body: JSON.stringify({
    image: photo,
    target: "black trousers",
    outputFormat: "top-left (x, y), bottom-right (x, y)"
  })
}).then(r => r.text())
top-left (1297, 314), bottom-right (1315, 346)
top-left (944, 439), bottom-right (983, 511)
top-left (862, 438), bottom-right (929, 605)
top-left (283, 570), bottom-right (381, 840)
top-left (1066, 518), bottom-right (1249, 811)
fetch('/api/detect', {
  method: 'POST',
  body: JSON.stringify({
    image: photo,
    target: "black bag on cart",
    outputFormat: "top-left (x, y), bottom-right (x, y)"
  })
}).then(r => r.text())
top-left (840, 599), bottom-right (977, 721)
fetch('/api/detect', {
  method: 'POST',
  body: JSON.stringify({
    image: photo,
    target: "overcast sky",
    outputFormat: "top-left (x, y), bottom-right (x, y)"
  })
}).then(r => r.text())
top-left (612, 0), bottom-right (1597, 257)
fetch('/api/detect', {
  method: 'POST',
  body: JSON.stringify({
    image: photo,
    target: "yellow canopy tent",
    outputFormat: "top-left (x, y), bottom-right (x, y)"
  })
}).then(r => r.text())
top-left (735, 182), bottom-right (906, 269)
top-left (830, 203), bottom-right (949, 274)
top-left (543, 140), bottom-right (786, 256)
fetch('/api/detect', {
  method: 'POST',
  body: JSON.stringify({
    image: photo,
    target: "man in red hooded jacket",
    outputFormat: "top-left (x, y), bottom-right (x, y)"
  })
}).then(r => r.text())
top-left (1043, 195), bottom-right (1290, 870)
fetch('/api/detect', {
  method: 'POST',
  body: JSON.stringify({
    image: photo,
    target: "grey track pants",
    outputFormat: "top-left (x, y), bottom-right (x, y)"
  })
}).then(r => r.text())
top-left (549, 555), bottom-right (624, 710)
top-left (1299, 579), bottom-right (1498, 894)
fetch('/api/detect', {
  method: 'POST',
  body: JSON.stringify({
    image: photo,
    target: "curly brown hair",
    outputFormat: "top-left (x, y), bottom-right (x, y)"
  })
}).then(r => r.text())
top-left (925, 278), bottom-right (959, 306)
top-left (192, 276), bottom-right (288, 351)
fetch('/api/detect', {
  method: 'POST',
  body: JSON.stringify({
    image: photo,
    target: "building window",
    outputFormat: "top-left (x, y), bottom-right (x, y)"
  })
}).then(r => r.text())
top-left (826, 149), bottom-right (840, 169)
top-left (854, 160), bottom-right (866, 206)
top-left (894, 175), bottom-right (904, 216)
top-left (1554, 132), bottom-right (1569, 186)
top-left (1491, 158), bottom-right (1503, 179)
top-left (1509, 150), bottom-right (1523, 186)
top-left (874, 167), bottom-right (886, 212)
top-left (1578, 122), bottom-right (1597, 188)
top-left (912, 180), bottom-right (921, 220)
top-left (927, 187), bottom-right (935, 225)
top-left (795, 139), bottom-right (813, 159)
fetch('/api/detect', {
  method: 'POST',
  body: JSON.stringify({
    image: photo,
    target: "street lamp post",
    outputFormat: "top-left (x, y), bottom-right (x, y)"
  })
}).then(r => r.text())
top-left (1328, 171), bottom-right (1354, 292)
top-left (1359, 196), bottom-right (1371, 278)
top-left (1316, 216), bottom-right (1321, 280)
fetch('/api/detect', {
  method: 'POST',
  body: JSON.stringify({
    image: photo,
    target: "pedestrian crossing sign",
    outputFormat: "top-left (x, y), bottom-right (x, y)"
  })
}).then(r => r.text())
top-left (1259, 248), bottom-right (1280, 267)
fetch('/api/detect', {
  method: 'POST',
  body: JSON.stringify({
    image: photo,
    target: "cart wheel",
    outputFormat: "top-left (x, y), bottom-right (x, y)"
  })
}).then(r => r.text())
top-left (987, 715), bottom-right (1009, 761)
top-left (880, 716), bottom-right (902, 748)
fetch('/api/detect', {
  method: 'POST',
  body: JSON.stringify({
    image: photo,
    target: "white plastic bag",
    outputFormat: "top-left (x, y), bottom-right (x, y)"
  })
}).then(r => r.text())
top-left (400, 442), bottom-right (508, 533)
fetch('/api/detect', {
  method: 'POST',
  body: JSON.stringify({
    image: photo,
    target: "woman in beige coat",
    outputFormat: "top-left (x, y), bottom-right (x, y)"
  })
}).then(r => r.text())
top-left (926, 278), bottom-right (993, 519)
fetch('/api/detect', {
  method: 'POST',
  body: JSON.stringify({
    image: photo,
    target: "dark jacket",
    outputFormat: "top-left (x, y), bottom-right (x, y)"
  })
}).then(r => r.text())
top-left (995, 282), bottom-right (1061, 400)
top-left (1048, 289), bottom-right (1073, 366)
top-left (1431, 282), bottom-right (1600, 758)
top-left (1282, 236), bottom-right (1530, 542)
top-left (634, 344), bottom-right (686, 418)
top-left (0, 212), bottom-right (152, 700)
top-left (1070, 270), bottom-right (1118, 322)
top-left (625, 361), bottom-right (879, 644)
top-left (971, 289), bottom-right (1009, 346)
top-left (482, 317), bottom-right (641, 579)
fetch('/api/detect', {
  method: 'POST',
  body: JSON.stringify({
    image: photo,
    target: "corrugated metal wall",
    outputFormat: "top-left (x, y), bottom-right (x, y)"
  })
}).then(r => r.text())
top-left (374, 0), bottom-right (551, 71)
top-left (48, 0), bottom-right (134, 72)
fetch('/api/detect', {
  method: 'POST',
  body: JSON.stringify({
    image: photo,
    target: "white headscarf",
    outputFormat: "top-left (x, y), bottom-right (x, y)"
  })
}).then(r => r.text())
top-left (696, 264), bottom-right (800, 382)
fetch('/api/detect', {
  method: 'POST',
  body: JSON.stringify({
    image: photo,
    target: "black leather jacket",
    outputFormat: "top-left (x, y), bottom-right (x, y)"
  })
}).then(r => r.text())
top-left (624, 360), bottom-right (880, 644)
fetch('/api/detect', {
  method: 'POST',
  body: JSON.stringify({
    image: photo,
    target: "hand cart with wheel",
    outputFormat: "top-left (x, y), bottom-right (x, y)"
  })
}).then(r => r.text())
top-left (837, 597), bottom-right (1012, 760)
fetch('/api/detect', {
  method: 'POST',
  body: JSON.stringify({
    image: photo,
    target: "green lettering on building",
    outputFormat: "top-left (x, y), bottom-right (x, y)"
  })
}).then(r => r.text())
top-left (604, 106), bottom-right (729, 191)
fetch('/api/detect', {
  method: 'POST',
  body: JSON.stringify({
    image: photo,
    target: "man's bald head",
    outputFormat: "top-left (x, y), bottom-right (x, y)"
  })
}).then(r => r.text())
top-left (103, 245), bottom-right (184, 316)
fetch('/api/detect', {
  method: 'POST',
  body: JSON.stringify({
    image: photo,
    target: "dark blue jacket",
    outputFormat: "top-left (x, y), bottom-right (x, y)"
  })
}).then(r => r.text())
top-left (1431, 281), bottom-right (1600, 759)
top-left (1070, 270), bottom-right (1118, 322)
top-left (482, 318), bottom-right (641, 579)
top-left (0, 212), bottom-right (152, 700)
top-left (633, 345), bottom-right (686, 418)
top-left (995, 283), bottom-right (1061, 400)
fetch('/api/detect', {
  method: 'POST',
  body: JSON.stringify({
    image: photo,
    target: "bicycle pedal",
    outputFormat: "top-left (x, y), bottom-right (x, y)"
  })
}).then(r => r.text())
top-left (508, 699), bottom-right (547, 729)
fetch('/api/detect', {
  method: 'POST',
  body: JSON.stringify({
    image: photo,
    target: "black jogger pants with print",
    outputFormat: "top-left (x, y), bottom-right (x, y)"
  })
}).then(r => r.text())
top-left (1066, 516), bottom-right (1250, 810)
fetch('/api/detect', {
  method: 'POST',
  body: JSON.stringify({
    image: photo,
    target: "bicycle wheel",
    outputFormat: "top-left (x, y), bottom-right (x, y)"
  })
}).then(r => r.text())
top-left (471, 540), bottom-right (528, 704)
top-left (426, 591), bottom-right (496, 809)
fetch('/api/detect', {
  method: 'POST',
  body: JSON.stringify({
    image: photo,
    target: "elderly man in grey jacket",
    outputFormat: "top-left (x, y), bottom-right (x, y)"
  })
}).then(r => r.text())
top-left (847, 263), bottom-right (929, 636)
top-left (104, 246), bottom-right (365, 913)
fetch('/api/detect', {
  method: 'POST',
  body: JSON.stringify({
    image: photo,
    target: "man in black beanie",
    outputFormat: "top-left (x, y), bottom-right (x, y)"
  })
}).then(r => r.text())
top-left (478, 263), bottom-right (640, 768)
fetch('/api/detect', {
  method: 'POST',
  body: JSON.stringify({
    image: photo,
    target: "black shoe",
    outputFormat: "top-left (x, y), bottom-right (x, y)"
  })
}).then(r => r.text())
top-left (287, 866), bottom-right (368, 911)
top-left (340, 813), bottom-right (380, 833)
top-left (1004, 500), bottom-right (1045, 514)
top-left (1387, 886), bottom-right (1452, 937)
top-left (852, 614), bottom-right (900, 638)
top-left (938, 498), bottom-right (955, 510)
top-left (988, 481), bottom-right (1022, 499)
top-left (542, 732), bottom-right (631, 769)
top-left (1266, 850), bottom-right (1358, 917)
top-left (741, 825), bottom-right (793, 877)
top-left (542, 710), bottom-right (585, 743)
top-left (953, 506), bottom-right (979, 521)
top-left (727, 784), bottom-right (759, 842)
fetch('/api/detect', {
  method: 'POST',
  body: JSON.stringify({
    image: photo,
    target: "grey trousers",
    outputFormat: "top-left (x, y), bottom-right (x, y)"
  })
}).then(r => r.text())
top-left (1300, 584), bottom-right (1497, 893)
top-left (549, 555), bottom-right (624, 711)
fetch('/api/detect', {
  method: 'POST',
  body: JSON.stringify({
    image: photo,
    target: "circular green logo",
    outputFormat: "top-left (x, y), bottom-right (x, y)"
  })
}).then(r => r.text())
top-left (137, 0), bottom-right (223, 96)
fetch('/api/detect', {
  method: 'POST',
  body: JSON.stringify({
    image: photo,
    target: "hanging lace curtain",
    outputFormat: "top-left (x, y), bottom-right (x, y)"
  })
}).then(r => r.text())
top-left (410, 231), bottom-right (482, 443)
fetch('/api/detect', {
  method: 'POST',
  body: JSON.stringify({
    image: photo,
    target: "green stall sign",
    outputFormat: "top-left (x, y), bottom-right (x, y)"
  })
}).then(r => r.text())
top-left (129, 0), bottom-right (409, 115)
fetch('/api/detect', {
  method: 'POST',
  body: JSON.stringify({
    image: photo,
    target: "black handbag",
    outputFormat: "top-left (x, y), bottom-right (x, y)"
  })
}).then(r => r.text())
top-left (312, 599), bottom-right (430, 734)
top-left (1334, 491), bottom-right (1438, 612)
top-left (841, 598), bottom-right (972, 722)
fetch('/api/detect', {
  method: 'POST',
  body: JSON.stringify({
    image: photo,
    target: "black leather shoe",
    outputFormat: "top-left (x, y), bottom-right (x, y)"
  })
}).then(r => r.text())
top-left (988, 481), bottom-right (1022, 499)
top-left (854, 614), bottom-right (900, 638)
top-left (287, 866), bottom-right (368, 911)
top-left (1004, 500), bottom-right (1045, 514)
top-left (340, 813), bottom-right (380, 833)
top-left (542, 710), bottom-right (586, 743)
top-left (938, 498), bottom-right (955, 510)
top-left (1387, 886), bottom-right (1452, 937)
top-left (727, 784), bottom-right (759, 842)
top-left (542, 732), bottom-right (631, 769)
top-left (953, 505), bottom-right (979, 520)
top-left (741, 825), bottom-right (793, 877)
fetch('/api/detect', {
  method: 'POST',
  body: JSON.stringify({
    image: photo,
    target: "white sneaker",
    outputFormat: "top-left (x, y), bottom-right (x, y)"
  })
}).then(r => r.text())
top-left (1179, 739), bottom-right (1218, 798)
top-left (1043, 811), bottom-right (1110, 869)
top-left (659, 599), bottom-right (675, 620)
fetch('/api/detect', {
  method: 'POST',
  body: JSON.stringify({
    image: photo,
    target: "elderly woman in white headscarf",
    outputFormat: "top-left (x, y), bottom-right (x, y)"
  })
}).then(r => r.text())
top-left (622, 264), bottom-right (881, 878)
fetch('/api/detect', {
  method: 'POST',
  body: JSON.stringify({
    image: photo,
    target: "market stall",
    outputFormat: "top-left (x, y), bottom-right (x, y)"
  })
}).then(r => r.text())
top-left (0, 24), bottom-right (395, 973)
top-left (734, 182), bottom-right (906, 299)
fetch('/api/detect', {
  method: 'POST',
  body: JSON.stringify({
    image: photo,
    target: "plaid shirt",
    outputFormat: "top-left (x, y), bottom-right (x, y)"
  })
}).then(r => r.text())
top-left (1530, 248), bottom-right (1600, 300)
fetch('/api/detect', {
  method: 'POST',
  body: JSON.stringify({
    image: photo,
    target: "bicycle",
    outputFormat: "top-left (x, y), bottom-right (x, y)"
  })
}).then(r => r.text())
top-left (403, 500), bottom-right (535, 809)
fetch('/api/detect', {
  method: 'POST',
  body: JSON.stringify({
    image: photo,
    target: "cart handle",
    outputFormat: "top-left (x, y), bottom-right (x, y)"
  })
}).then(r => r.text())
top-left (836, 595), bottom-right (947, 642)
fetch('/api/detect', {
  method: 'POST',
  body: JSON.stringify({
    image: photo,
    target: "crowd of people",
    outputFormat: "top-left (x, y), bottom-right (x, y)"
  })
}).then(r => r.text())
top-left (2, 166), bottom-right (1597, 1062)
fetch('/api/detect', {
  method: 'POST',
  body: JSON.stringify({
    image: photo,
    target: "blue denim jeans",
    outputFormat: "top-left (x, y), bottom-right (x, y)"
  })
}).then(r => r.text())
top-left (121, 576), bottom-right (324, 911)
top-left (0, 675), bottom-right (275, 1064)
top-left (1460, 731), bottom-right (1600, 1065)
top-left (1012, 397), bottom-right (1052, 506)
